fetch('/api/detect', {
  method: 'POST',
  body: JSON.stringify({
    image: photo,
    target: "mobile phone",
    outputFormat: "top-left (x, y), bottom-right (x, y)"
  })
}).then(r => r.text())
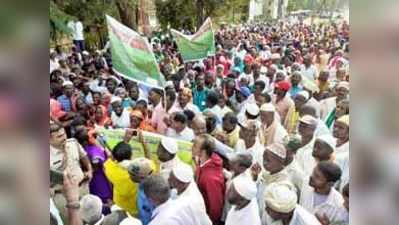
top-left (131, 130), bottom-right (138, 136)
top-left (50, 169), bottom-right (64, 185)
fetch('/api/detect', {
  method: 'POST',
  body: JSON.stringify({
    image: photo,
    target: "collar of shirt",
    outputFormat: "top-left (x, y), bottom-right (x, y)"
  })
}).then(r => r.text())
top-left (151, 199), bottom-right (172, 220)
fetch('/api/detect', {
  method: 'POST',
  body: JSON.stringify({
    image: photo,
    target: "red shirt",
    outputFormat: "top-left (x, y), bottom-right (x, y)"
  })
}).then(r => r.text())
top-left (196, 153), bottom-right (226, 225)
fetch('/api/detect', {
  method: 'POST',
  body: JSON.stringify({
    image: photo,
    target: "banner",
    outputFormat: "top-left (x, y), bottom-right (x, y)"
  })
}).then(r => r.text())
top-left (96, 127), bottom-right (193, 166)
top-left (106, 15), bottom-right (165, 88)
top-left (171, 17), bottom-right (215, 62)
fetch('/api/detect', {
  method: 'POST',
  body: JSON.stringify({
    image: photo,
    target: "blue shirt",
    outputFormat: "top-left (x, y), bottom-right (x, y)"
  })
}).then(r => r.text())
top-left (290, 85), bottom-right (303, 98)
top-left (138, 183), bottom-right (155, 225)
top-left (193, 88), bottom-right (208, 112)
top-left (57, 95), bottom-right (72, 112)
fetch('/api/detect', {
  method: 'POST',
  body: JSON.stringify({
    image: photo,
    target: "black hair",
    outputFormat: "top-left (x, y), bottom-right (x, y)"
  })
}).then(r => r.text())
top-left (261, 92), bottom-right (272, 103)
top-left (173, 112), bottom-right (187, 124)
top-left (254, 80), bottom-right (266, 91)
top-left (206, 91), bottom-right (219, 107)
top-left (223, 112), bottom-right (238, 125)
top-left (74, 129), bottom-right (89, 146)
top-left (245, 111), bottom-right (258, 120)
top-left (183, 109), bottom-right (195, 122)
top-left (198, 134), bottom-right (215, 157)
top-left (50, 122), bottom-right (63, 134)
top-left (71, 116), bottom-right (86, 127)
top-left (150, 88), bottom-right (163, 96)
top-left (317, 161), bottom-right (342, 183)
top-left (136, 99), bottom-right (148, 107)
top-left (112, 142), bottom-right (132, 162)
top-left (343, 183), bottom-right (349, 197)
top-left (164, 89), bottom-right (176, 102)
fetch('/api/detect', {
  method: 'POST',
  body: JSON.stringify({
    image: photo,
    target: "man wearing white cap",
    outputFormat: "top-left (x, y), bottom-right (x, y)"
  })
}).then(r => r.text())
top-left (259, 103), bottom-right (287, 146)
top-left (263, 182), bottom-right (321, 225)
top-left (299, 104), bottom-right (331, 137)
top-left (110, 96), bottom-right (131, 128)
top-left (80, 194), bottom-right (104, 225)
top-left (235, 120), bottom-right (264, 166)
top-left (119, 217), bottom-right (143, 225)
top-left (295, 115), bottom-right (318, 176)
top-left (156, 136), bottom-right (185, 180)
top-left (319, 81), bottom-right (349, 120)
top-left (254, 143), bottom-right (298, 220)
top-left (57, 81), bottom-right (75, 112)
top-left (225, 176), bottom-right (261, 225)
top-left (333, 115), bottom-right (349, 191)
top-left (236, 102), bottom-right (260, 128)
top-left (168, 164), bottom-right (212, 225)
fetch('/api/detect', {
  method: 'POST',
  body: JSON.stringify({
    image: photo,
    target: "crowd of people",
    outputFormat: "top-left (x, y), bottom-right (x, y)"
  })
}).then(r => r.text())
top-left (50, 19), bottom-right (350, 225)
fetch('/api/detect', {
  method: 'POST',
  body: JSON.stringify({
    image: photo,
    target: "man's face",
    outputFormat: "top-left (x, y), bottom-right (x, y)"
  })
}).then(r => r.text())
top-left (148, 91), bottom-right (160, 105)
top-left (64, 85), bottom-right (74, 97)
top-left (263, 150), bottom-right (285, 174)
top-left (168, 172), bottom-right (180, 190)
top-left (267, 67), bottom-right (276, 78)
top-left (274, 88), bottom-right (286, 98)
top-left (222, 118), bottom-right (235, 133)
top-left (192, 121), bottom-right (206, 136)
top-left (106, 80), bottom-right (116, 93)
top-left (275, 73), bottom-right (285, 83)
top-left (171, 120), bottom-right (185, 133)
top-left (336, 101), bottom-right (349, 118)
top-left (294, 95), bottom-right (307, 110)
top-left (298, 122), bottom-right (315, 138)
top-left (50, 128), bottom-right (67, 147)
top-left (336, 87), bottom-right (349, 101)
top-left (266, 206), bottom-right (284, 221)
top-left (92, 93), bottom-right (101, 105)
top-left (260, 111), bottom-right (274, 126)
top-left (95, 106), bottom-right (104, 121)
top-left (196, 75), bottom-right (205, 88)
top-left (225, 82), bottom-right (235, 97)
top-left (312, 139), bottom-right (332, 162)
top-left (129, 86), bottom-right (139, 100)
top-left (178, 91), bottom-right (190, 106)
top-left (255, 84), bottom-right (264, 95)
top-left (112, 102), bottom-right (123, 116)
top-left (333, 121), bottom-right (349, 139)
top-left (309, 166), bottom-right (328, 191)
top-left (130, 116), bottom-right (142, 129)
top-left (318, 71), bottom-right (329, 82)
top-left (157, 144), bottom-right (174, 162)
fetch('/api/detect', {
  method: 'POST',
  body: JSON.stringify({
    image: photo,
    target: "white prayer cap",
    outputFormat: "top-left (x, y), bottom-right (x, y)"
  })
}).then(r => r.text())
top-left (271, 53), bottom-right (281, 59)
top-left (172, 163), bottom-right (193, 183)
top-left (296, 91), bottom-right (309, 100)
top-left (337, 81), bottom-right (350, 91)
top-left (260, 103), bottom-right (275, 112)
top-left (337, 114), bottom-right (349, 126)
top-left (260, 66), bottom-right (268, 73)
top-left (80, 194), bottom-right (103, 224)
top-left (299, 115), bottom-right (318, 127)
top-left (160, 137), bottom-right (178, 154)
top-left (165, 80), bottom-right (174, 87)
top-left (110, 96), bottom-right (122, 104)
top-left (119, 217), bottom-right (143, 225)
top-left (62, 80), bottom-right (73, 87)
top-left (266, 143), bottom-right (287, 160)
top-left (82, 50), bottom-right (90, 55)
top-left (269, 64), bottom-right (278, 71)
top-left (245, 103), bottom-right (260, 116)
top-left (217, 64), bottom-right (224, 69)
top-left (264, 182), bottom-right (297, 213)
top-left (316, 135), bottom-right (336, 151)
top-left (232, 176), bottom-right (257, 200)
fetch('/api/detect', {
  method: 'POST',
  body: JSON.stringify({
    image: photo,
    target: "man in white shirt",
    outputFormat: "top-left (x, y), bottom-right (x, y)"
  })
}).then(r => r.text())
top-left (295, 115), bottom-right (318, 176)
top-left (333, 115), bottom-right (349, 191)
top-left (225, 175), bottom-right (261, 225)
top-left (300, 161), bottom-right (345, 225)
top-left (143, 175), bottom-right (185, 225)
top-left (235, 120), bottom-right (264, 166)
top-left (166, 112), bottom-right (195, 141)
top-left (168, 164), bottom-right (212, 225)
top-left (156, 137), bottom-right (186, 180)
top-left (263, 182), bottom-right (322, 225)
top-left (110, 97), bottom-right (130, 128)
top-left (259, 103), bottom-right (288, 146)
top-left (73, 18), bottom-right (85, 52)
top-left (301, 54), bottom-right (318, 80)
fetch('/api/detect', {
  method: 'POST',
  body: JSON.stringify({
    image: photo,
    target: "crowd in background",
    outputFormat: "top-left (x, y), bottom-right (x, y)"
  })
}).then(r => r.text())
top-left (50, 19), bottom-right (350, 225)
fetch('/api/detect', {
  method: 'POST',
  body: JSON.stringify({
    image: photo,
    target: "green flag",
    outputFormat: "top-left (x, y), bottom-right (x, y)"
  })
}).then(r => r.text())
top-left (171, 17), bottom-right (215, 62)
top-left (106, 15), bottom-right (165, 87)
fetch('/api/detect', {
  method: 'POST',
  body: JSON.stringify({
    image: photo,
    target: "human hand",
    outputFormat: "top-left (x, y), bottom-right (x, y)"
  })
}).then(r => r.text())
top-left (250, 163), bottom-right (262, 180)
top-left (123, 129), bottom-right (136, 144)
top-left (63, 171), bottom-right (79, 203)
top-left (315, 213), bottom-right (330, 225)
top-left (83, 171), bottom-right (93, 182)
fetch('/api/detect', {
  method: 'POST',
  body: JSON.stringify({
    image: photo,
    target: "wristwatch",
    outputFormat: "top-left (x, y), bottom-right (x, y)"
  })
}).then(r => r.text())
top-left (66, 202), bottom-right (80, 209)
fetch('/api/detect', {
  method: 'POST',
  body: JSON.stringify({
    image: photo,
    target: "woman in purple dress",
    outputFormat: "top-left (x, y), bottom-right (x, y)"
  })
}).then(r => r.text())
top-left (75, 128), bottom-right (113, 214)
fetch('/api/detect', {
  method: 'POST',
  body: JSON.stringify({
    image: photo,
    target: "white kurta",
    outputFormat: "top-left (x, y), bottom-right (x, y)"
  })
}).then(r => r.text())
top-left (166, 126), bottom-right (195, 141)
top-left (335, 141), bottom-right (349, 191)
top-left (175, 182), bottom-right (212, 225)
top-left (300, 183), bottom-right (345, 225)
top-left (295, 137), bottom-right (316, 177)
top-left (306, 98), bottom-right (321, 119)
top-left (149, 199), bottom-right (185, 225)
top-left (262, 205), bottom-right (322, 225)
top-left (111, 109), bottom-right (130, 128)
top-left (319, 97), bottom-right (336, 121)
top-left (235, 138), bottom-right (264, 166)
top-left (315, 119), bottom-right (331, 137)
top-left (225, 199), bottom-right (261, 225)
